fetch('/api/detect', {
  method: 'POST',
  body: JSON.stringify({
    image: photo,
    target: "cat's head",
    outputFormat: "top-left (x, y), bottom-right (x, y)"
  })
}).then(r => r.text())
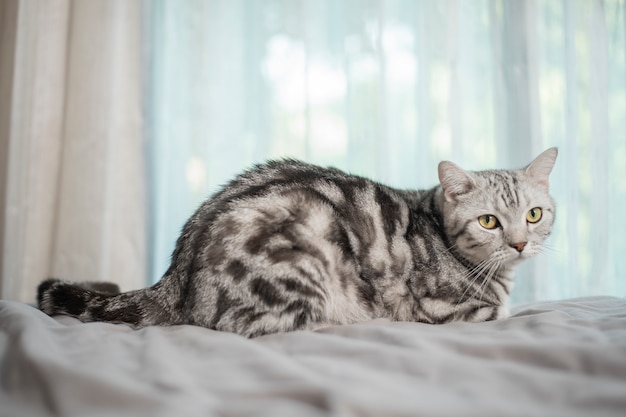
top-left (438, 148), bottom-right (558, 268)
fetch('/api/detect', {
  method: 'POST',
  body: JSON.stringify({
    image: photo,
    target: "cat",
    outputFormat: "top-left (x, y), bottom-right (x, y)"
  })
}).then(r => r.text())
top-left (38, 148), bottom-right (558, 337)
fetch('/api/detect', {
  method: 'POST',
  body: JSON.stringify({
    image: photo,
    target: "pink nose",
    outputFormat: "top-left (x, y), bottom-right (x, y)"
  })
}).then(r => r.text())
top-left (510, 242), bottom-right (527, 253)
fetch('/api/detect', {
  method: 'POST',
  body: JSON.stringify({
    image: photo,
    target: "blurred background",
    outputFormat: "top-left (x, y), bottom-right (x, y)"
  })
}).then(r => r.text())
top-left (1, 0), bottom-right (624, 304)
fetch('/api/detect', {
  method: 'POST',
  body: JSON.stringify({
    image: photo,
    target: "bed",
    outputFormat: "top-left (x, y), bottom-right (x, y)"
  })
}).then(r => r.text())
top-left (1, 296), bottom-right (625, 417)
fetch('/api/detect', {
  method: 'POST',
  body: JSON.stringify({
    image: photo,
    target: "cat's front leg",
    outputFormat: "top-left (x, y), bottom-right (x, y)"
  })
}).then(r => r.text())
top-left (495, 303), bottom-right (510, 320)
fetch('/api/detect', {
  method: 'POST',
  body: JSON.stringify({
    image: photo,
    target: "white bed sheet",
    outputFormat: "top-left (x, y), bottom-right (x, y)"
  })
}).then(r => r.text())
top-left (1, 296), bottom-right (625, 417)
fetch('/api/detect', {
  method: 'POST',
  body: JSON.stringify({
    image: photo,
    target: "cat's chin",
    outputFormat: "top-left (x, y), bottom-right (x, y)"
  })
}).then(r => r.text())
top-left (505, 257), bottom-right (525, 268)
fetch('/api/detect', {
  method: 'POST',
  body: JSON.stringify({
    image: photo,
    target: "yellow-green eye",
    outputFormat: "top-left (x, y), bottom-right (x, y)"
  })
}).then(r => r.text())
top-left (527, 207), bottom-right (542, 223)
top-left (478, 215), bottom-right (499, 229)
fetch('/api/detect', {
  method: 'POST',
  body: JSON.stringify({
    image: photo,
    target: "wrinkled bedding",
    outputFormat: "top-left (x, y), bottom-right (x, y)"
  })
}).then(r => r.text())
top-left (1, 296), bottom-right (625, 417)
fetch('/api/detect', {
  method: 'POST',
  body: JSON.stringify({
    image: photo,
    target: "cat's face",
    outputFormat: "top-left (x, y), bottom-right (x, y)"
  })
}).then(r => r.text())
top-left (438, 148), bottom-right (558, 268)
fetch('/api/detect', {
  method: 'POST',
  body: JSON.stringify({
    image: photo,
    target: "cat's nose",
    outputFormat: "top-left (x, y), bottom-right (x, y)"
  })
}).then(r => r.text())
top-left (510, 242), bottom-right (527, 252)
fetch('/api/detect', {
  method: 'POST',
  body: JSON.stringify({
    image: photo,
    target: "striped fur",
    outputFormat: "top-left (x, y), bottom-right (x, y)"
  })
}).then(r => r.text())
top-left (38, 149), bottom-right (558, 337)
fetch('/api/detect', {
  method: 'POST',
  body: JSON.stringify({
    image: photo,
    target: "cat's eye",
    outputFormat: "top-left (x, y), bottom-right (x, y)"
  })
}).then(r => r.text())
top-left (526, 207), bottom-right (542, 223)
top-left (478, 214), bottom-right (499, 230)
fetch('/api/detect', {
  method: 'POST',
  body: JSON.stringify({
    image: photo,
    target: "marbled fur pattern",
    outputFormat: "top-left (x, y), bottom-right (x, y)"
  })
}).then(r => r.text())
top-left (38, 149), bottom-right (558, 337)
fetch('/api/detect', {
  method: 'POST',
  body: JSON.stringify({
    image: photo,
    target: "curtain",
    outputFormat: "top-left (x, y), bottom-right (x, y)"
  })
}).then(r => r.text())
top-left (146, 0), bottom-right (626, 303)
top-left (0, 0), bottom-right (145, 303)
top-left (1, 1), bottom-right (624, 305)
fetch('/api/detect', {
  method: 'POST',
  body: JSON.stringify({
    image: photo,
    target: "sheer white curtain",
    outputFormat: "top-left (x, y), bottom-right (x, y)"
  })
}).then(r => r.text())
top-left (2, 1), bottom-right (623, 305)
top-left (0, 0), bottom-right (145, 303)
top-left (146, 0), bottom-right (626, 303)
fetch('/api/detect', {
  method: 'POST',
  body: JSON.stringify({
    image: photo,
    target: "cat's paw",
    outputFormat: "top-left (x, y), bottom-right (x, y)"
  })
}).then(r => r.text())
top-left (496, 305), bottom-right (510, 320)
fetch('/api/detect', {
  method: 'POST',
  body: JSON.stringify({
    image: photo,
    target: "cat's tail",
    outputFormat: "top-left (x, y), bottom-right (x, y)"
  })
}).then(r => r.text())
top-left (37, 278), bottom-right (182, 327)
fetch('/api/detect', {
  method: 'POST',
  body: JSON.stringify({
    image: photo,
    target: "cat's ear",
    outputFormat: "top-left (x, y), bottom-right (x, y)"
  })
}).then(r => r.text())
top-left (438, 161), bottom-right (475, 202)
top-left (525, 147), bottom-right (558, 189)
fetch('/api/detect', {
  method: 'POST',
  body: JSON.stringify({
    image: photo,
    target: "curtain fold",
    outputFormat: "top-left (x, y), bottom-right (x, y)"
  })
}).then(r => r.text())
top-left (0, 0), bottom-right (145, 303)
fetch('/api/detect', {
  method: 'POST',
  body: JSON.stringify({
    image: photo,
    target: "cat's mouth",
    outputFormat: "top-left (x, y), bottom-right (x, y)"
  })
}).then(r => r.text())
top-left (506, 246), bottom-right (536, 264)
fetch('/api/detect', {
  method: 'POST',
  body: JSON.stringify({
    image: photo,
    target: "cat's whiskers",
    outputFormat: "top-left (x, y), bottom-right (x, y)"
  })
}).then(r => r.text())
top-left (453, 257), bottom-right (499, 319)
top-left (476, 259), bottom-right (502, 308)
top-left (457, 260), bottom-right (489, 297)
top-left (469, 257), bottom-right (499, 299)
top-left (538, 243), bottom-right (560, 255)
top-left (445, 242), bottom-right (460, 252)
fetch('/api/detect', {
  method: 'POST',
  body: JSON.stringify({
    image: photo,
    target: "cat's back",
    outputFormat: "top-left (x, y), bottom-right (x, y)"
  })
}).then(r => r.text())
top-left (199, 159), bottom-right (412, 224)
top-left (213, 159), bottom-right (367, 203)
top-left (179, 160), bottom-right (421, 332)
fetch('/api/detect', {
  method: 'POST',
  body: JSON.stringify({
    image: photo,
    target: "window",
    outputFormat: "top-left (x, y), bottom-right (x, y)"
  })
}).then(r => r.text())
top-left (144, 0), bottom-right (626, 302)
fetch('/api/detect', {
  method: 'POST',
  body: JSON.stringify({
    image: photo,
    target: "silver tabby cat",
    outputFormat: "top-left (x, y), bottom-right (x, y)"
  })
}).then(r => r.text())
top-left (38, 148), bottom-right (558, 337)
